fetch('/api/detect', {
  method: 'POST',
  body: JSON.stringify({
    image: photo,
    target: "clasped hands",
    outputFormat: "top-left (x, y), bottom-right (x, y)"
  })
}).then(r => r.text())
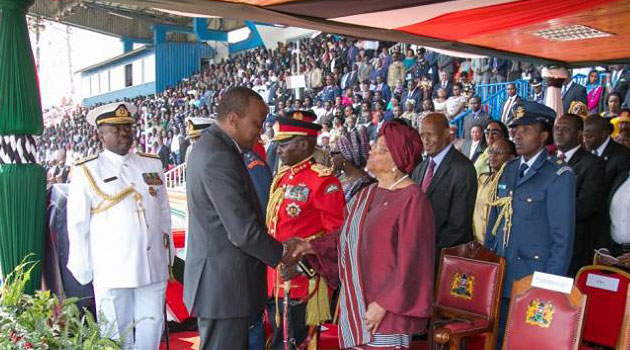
top-left (280, 237), bottom-right (314, 280)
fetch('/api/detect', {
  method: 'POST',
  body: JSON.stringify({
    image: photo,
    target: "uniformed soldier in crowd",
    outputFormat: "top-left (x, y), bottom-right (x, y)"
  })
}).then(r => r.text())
top-left (184, 117), bottom-right (213, 163)
top-left (266, 110), bottom-right (346, 349)
top-left (66, 102), bottom-right (174, 349)
top-left (485, 101), bottom-right (576, 349)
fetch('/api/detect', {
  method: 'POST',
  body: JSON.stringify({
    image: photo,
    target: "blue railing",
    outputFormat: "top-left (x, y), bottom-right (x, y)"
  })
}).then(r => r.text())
top-left (450, 79), bottom-right (530, 138)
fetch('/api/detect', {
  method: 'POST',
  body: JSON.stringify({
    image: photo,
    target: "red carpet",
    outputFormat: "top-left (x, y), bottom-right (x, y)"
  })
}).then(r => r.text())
top-left (160, 331), bottom-right (428, 350)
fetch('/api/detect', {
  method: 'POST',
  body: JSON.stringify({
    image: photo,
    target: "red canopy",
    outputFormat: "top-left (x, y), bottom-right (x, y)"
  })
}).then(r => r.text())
top-left (114, 0), bottom-right (630, 66)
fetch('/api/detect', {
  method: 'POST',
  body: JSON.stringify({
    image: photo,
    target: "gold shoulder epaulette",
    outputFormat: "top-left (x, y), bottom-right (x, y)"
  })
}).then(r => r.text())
top-left (74, 154), bottom-right (99, 166)
top-left (137, 152), bottom-right (160, 159)
top-left (311, 163), bottom-right (333, 177)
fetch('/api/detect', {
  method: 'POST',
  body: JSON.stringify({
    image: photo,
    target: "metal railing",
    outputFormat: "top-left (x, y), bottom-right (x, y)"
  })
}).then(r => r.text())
top-left (450, 79), bottom-right (530, 138)
top-left (165, 162), bottom-right (187, 191)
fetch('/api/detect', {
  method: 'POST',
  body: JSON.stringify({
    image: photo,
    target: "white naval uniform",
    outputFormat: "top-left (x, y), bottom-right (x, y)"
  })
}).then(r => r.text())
top-left (67, 149), bottom-right (173, 349)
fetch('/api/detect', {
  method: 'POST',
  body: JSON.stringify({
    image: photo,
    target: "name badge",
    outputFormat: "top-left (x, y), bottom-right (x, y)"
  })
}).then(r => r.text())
top-left (143, 173), bottom-right (163, 186)
top-left (531, 271), bottom-right (573, 294)
top-left (586, 273), bottom-right (620, 292)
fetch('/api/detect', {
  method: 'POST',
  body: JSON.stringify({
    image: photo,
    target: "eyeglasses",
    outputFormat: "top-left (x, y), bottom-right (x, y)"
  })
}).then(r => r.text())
top-left (488, 149), bottom-right (510, 156)
top-left (484, 129), bottom-right (502, 136)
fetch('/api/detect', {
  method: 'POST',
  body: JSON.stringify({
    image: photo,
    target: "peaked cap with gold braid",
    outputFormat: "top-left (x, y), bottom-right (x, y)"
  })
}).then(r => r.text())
top-left (86, 102), bottom-right (137, 126)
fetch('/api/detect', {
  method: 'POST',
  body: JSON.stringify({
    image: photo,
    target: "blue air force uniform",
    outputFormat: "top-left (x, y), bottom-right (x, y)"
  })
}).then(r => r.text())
top-left (485, 150), bottom-right (576, 296)
top-left (484, 101), bottom-right (576, 349)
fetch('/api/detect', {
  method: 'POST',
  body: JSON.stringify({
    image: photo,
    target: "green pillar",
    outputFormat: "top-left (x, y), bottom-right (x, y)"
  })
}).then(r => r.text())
top-left (0, 0), bottom-right (46, 293)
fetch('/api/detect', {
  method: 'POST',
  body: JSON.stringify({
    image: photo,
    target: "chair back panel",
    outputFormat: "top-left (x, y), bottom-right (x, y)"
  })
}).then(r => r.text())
top-left (576, 266), bottom-right (630, 348)
top-left (436, 255), bottom-right (499, 318)
top-left (504, 287), bottom-right (583, 350)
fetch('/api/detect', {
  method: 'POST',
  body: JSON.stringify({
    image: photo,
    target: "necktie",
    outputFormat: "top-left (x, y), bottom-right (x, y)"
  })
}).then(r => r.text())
top-left (519, 163), bottom-right (529, 179)
top-left (421, 160), bottom-right (436, 192)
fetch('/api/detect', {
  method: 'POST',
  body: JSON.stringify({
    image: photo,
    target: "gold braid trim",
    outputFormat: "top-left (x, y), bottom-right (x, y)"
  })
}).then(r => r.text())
top-left (487, 163), bottom-right (513, 247)
top-left (81, 165), bottom-right (140, 214)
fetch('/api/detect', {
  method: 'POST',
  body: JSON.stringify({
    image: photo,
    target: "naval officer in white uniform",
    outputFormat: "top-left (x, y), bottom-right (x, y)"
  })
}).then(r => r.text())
top-left (67, 102), bottom-right (174, 349)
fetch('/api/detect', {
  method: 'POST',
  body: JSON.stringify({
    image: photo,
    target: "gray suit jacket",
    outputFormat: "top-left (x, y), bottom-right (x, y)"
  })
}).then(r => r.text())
top-left (184, 124), bottom-right (283, 319)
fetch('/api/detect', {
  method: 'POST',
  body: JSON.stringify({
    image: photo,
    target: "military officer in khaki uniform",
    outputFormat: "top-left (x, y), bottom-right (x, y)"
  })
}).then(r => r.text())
top-left (67, 102), bottom-right (174, 349)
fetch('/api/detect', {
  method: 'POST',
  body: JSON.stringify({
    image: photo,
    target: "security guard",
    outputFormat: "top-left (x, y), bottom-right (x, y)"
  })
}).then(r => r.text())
top-left (485, 101), bottom-right (575, 348)
top-left (266, 110), bottom-right (346, 350)
top-left (67, 102), bottom-right (174, 349)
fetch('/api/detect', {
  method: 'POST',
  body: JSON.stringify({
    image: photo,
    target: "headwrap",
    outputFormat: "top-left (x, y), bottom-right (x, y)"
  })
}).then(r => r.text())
top-left (611, 115), bottom-right (630, 138)
top-left (378, 121), bottom-right (424, 174)
top-left (568, 101), bottom-right (588, 118)
top-left (337, 126), bottom-right (370, 168)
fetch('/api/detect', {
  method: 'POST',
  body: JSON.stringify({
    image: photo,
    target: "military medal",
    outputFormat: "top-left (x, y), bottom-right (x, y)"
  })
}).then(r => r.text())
top-left (286, 202), bottom-right (301, 217)
top-left (148, 187), bottom-right (158, 197)
top-left (142, 172), bottom-right (163, 186)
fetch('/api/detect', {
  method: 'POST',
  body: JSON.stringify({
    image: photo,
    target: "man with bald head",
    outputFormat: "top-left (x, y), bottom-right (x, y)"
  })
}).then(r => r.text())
top-left (412, 113), bottom-right (477, 265)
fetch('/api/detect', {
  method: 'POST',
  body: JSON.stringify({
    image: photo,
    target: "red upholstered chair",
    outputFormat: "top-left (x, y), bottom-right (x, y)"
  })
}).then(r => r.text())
top-left (575, 265), bottom-right (630, 350)
top-left (432, 241), bottom-right (506, 350)
top-left (502, 275), bottom-right (586, 350)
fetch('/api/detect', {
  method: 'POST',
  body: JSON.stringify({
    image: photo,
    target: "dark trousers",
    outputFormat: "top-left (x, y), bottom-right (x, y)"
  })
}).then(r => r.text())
top-left (249, 311), bottom-right (265, 350)
top-left (267, 298), bottom-right (308, 350)
top-left (197, 316), bottom-right (250, 350)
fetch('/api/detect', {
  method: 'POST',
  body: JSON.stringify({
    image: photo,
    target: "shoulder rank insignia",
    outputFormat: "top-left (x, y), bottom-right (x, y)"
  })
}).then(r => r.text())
top-left (74, 154), bottom-right (99, 166)
top-left (557, 166), bottom-right (572, 175)
top-left (325, 184), bottom-right (340, 194)
top-left (450, 272), bottom-right (474, 300)
top-left (137, 152), bottom-right (160, 159)
top-left (311, 163), bottom-right (333, 177)
top-left (143, 173), bottom-right (163, 186)
top-left (526, 299), bottom-right (554, 328)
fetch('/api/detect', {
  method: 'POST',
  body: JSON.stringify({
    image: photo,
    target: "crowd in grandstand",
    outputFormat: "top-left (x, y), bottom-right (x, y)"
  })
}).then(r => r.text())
top-left (40, 34), bottom-right (630, 184)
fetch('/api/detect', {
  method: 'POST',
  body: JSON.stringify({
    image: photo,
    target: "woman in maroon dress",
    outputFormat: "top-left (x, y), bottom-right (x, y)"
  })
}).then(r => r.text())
top-left (294, 121), bottom-right (436, 349)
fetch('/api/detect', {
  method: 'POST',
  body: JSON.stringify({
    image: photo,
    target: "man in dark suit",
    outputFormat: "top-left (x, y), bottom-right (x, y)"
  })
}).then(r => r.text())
top-left (610, 65), bottom-right (630, 107)
top-left (463, 96), bottom-right (490, 141)
top-left (432, 70), bottom-right (453, 98)
top-left (562, 73), bottom-right (588, 113)
top-left (554, 114), bottom-right (606, 276)
top-left (412, 113), bottom-right (477, 263)
top-left (583, 115), bottom-right (630, 187)
top-left (185, 87), bottom-right (299, 350)
top-left (400, 80), bottom-right (422, 113)
top-left (490, 57), bottom-right (508, 83)
top-left (155, 137), bottom-right (169, 171)
top-left (500, 83), bottom-right (522, 126)
top-left (461, 125), bottom-right (486, 163)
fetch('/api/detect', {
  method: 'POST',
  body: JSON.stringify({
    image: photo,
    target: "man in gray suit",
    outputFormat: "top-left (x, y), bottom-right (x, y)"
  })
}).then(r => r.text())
top-left (185, 87), bottom-right (299, 350)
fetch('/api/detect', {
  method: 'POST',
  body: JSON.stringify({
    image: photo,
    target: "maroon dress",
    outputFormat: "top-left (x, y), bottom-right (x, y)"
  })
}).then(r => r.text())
top-left (309, 184), bottom-right (436, 349)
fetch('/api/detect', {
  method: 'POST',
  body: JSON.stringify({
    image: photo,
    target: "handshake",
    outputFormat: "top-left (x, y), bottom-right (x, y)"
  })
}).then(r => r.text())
top-left (280, 237), bottom-right (315, 280)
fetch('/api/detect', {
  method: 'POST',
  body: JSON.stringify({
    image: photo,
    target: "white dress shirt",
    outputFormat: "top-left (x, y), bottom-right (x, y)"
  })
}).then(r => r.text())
top-left (594, 137), bottom-right (611, 157)
top-left (610, 174), bottom-right (630, 244)
top-left (558, 145), bottom-right (581, 163)
top-left (469, 140), bottom-right (480, 160)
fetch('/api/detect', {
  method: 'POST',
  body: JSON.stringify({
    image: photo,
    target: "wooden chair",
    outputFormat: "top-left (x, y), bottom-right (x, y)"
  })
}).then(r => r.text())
top-left (432, 241), bottom-right (506, 350)
top-left (503, 275), bottom-right (586, 350)
top-left (575, 265), bottom-right (630, 350)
